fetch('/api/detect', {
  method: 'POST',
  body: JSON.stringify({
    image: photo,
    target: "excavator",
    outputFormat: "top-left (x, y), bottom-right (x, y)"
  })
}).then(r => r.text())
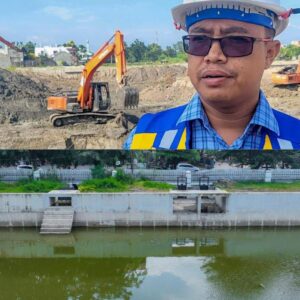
top-left (47, 30), bottom-right (139, 127)
top-left (272, 60), bottom-right (300, 86)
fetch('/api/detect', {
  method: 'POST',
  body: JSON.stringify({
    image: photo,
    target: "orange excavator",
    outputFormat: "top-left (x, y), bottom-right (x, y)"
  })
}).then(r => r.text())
top-left (272, 61), bottom-right (300, 86)
top-left (47, 30), bottom-right (139, 127)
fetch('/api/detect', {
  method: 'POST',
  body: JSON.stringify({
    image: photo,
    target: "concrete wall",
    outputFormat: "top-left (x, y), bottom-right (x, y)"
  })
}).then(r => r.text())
top-left (0, 193), bottom-right (48, 212)
top-left (0, 53), bottom-right (11, 68)
top-left (0, 192), bottom-right (172, 213)
top-left (0, 192), bottom-right (300, 227)
top-left (0, 47), bottom-right (23, 67)
top-left (228, 193), bottom-right (300, 216)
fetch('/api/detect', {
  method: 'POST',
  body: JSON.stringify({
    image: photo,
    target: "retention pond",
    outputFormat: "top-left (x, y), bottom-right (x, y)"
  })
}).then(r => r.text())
top-left (1, 228), bottom-right (300, 299)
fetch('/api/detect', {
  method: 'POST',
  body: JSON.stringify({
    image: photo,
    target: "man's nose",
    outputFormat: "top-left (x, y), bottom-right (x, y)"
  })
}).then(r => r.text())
top-left (204, 40), bottom-right (227, 63)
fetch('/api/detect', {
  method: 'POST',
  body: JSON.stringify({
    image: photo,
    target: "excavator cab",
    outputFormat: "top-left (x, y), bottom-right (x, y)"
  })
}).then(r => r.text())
top-left (91, 82), bottom-right (111, 112)
top-left (272, 61), bottom-right (300, 86)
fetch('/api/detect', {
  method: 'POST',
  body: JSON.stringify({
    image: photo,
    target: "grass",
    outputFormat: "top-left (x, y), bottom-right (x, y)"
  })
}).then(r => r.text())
top-left (79, 177), bottom-right (174, 192)
top-left (5, 66), bottom-right (17, 72)
top-left (79, 178), bottom-right (127, 192)
top-left (0, 177), bottom-right (173, 193)
top-left (0, 179), bottom-right (65, 193)
top-left (2, 178), bottom-right (299, 193)
top-left (133, 180), bottom-right (173, 191)
top-left (218, 181), bottom-right (300, 192)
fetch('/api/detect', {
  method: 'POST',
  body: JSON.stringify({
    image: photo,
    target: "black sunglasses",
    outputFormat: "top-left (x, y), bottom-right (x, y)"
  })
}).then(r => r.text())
top-left (182, 35), bottom-right (272, 58)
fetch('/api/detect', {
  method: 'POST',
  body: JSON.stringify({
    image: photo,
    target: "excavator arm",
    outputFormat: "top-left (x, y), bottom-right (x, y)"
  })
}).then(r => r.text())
top-left (78, 31), bottom-right (127, 109)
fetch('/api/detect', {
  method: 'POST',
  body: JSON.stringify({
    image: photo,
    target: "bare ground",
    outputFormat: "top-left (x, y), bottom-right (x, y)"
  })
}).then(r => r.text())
top-left (0, 61), bottom-right (299, 149)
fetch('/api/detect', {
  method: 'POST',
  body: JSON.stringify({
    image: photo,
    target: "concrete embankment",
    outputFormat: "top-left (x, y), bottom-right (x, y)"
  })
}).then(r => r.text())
top-left (0, 191), bottom-right (300, 228)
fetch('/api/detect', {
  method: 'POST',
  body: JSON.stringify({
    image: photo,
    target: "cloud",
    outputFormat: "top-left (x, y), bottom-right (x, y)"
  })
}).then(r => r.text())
top-left (42, 6), bottom-right (96, 24)
top-left (43, 6), bottom-right (73, 21)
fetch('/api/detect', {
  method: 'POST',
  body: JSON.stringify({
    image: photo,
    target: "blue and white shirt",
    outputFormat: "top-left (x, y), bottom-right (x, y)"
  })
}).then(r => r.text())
top-left (124, 91), bottom-right (280, 150)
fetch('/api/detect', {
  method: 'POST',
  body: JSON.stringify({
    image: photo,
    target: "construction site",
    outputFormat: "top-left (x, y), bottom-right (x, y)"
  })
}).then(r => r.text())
top-left (0, 59), bottom-right (299, 149)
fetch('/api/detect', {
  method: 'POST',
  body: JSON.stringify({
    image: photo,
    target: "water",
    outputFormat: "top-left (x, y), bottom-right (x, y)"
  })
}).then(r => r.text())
top-left (0, 228), bottom-right (300, 300)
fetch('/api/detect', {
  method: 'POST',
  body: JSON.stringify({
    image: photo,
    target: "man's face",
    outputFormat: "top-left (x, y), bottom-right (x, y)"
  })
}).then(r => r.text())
top-left (187, 19), bottom-right (280, 110)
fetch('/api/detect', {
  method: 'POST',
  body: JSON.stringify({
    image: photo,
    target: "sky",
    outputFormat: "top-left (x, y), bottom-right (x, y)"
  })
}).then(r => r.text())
top-left (1, 0), bottom-right (300, 51)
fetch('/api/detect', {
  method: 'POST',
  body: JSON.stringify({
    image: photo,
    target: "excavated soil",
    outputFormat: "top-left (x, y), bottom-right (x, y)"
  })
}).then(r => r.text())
top-left (0, 61), bottom-right (299, 149)
top-left (0, 69), bottom-right (50, 124)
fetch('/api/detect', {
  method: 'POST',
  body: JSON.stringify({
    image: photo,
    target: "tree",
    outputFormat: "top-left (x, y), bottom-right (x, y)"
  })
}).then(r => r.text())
top-left (21, 41), bottom-right (36, 60)
top-left (63, 40), bottom-right (77, 49)
top-left (279, 45), bottom-right (300, 60)
top-left (172, 41), bottom-right (185, 54)
top-left (145, 43), bottom-right (163, 61)
top-left (164, 46), bottom-right (177, 58)
top-left (214, 151), bottom-right (300, 169)
top-left (126, 39), bottom-right (147, 62)
top-left (78, 44), bottom-right (87, 53)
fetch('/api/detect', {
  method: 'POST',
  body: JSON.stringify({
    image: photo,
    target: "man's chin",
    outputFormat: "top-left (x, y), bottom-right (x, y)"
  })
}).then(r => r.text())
top-left (199, 88), bottom-right (234, 105)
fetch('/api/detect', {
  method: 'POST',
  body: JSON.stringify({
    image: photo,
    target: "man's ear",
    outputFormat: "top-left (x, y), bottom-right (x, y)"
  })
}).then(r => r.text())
top-left (265, 40), bottom-right (281, 69)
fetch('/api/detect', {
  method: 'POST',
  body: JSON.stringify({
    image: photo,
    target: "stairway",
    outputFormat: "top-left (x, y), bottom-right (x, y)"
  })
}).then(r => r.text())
top-left (40, 207), bottom-right (74, 235)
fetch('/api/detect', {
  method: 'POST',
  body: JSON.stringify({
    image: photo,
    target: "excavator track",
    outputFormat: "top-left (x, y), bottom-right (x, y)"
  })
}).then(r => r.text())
top-left (51, 112), bottom-right (117, 127)
top-left (49, 113), bottom-right (62, 123)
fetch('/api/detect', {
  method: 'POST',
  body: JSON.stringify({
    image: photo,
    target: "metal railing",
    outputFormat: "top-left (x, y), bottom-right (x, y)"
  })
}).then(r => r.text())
top-left (1, 168), bottom-right (300, 183)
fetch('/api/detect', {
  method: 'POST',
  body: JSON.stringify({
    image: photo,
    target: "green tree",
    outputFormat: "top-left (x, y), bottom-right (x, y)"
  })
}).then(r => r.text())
top-left (279, 45), bottom-right (300, 60)
top-left (145, 43), bottom-right (163, 61)
top-left (78, 44), bottom-right (87, 53)
top-left (21, 41), bottom-right (36, 60)
top-left (126, 39), bottom-right (147, 62)
top-left (63, 40), bottom-right (77, 49)
top-left (164, 46), bottom-right (177, 58)
top-left (172, 41), bottom-right (185, 54)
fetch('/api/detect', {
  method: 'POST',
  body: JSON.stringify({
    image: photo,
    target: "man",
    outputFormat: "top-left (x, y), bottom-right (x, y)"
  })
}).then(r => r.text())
top-left (124, 0), bottom-right (300, 150)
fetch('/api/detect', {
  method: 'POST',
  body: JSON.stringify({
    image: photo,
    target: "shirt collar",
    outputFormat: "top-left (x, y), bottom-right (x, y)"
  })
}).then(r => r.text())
top-left (177, 91), bottom-right (280, 136)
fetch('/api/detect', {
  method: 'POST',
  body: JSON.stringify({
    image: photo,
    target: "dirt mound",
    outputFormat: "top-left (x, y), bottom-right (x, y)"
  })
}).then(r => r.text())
top-left (0, 68), bottom-right (50, 124)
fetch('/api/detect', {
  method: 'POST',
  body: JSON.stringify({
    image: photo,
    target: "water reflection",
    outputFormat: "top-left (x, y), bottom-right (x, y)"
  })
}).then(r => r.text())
top-left (0, 228), bottom-right (299, 300)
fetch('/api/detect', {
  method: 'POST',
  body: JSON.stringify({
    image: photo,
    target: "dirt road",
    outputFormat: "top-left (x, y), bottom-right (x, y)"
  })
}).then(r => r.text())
top-left (0, 62), bottom-right (299, 149)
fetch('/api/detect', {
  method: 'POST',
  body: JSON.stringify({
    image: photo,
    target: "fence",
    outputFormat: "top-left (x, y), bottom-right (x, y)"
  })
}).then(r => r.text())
top-left (0, 169), bottom-right (92, 183)
top-left (1, 168), bottom-right (300, 184)
top-left (123, 169), bottom-right (300, 184)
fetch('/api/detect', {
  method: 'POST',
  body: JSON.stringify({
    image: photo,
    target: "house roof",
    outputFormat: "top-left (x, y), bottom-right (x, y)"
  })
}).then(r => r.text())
top-left (0, 36), bottom-right (22, 52)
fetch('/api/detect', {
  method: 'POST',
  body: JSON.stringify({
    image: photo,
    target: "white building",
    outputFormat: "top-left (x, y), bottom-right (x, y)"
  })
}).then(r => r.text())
top-left (291, 41), bottom-right (300, 47)
top-left (35, 46), bottom-right (70, 58)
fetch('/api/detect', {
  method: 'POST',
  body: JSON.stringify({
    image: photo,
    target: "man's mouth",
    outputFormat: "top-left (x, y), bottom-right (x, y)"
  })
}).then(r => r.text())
top-left (200, 70), bottom-right (234, 86)
top-left (201, 70), bottom-right (233, 79)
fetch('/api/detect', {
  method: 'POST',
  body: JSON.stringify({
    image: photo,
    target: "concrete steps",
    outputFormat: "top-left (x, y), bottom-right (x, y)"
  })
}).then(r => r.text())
top-left (40, 207), bottom-right (74, 235)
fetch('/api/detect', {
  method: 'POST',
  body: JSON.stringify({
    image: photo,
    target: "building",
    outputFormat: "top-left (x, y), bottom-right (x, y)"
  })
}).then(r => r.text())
top-left (0, 36), bottom-right (24, 68)
top-left (35, 46), bottom-right (69, 58)
top-left (53, 51), bottom-right (76, 66)
top-left (78, 41), bottom-right (94, 64)
top-left (291, 41), bottom-right (300, 47)
top-left (35, 45), bottom-right (78, 66)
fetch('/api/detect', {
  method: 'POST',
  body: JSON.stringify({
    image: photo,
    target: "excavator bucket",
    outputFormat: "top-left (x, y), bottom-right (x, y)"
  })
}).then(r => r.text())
top-left (114, 86), bottom-right (139, 110)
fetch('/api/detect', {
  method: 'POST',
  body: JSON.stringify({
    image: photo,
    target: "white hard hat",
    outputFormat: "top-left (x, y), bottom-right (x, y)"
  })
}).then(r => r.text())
top-left (172, 0), bottom-right (291, 36)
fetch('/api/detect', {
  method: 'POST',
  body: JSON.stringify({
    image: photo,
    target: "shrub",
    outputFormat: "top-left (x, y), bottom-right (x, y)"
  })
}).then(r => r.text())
top-left (79, 178), bottom-right (126, 192)
top-left (91, 164), bottom-right (108, 179)
top-left (115, 169), bottom-right (134, 184)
